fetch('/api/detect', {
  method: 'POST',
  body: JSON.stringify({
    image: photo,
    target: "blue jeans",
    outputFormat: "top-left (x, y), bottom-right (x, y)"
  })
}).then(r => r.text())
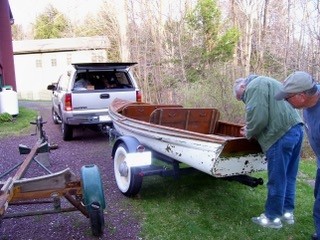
top-left (314, 168), bottom-right (320, 237)
top-left (264, 124), bottom-right (303, 220)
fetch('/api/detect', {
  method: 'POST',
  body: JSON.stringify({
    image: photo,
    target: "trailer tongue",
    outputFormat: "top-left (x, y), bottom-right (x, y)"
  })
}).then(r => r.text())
top-left (0, 116), bottom-right (106, 237)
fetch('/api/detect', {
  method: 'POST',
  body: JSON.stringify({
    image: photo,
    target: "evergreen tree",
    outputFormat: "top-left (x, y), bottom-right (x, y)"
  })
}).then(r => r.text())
top-left (187, 0), bottom-right (239, 64)
top-left (33, 5), bottom-right (69, 39)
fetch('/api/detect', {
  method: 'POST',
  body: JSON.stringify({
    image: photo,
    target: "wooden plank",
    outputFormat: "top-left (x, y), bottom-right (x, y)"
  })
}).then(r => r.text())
top-left (0, 178), bottom-right (13, 215)
top-left (0, 177), bottom-right (13, 195)
top-left (1, 140), bottom-right (42, 216)
top-left (209, 109), bottom-right (220, 134)
top-left (154, 108), bottom-right (188, 130)
top-left (186, 108), bottom-right (220, 134)
top-left (10, 184), bottom-right (82, 202)
top-left (0, 193), bottom-right (9, 215)
top-left (215, 120), bottom-right (244, 136)
top-left (122, 104), bottom-right (183, 122)
top-left (150, 108), bottom-right (220, 134)
top-left (13, 139), bottom-right (42, 181)
top-left (13, 168), bottom-right (78, 192)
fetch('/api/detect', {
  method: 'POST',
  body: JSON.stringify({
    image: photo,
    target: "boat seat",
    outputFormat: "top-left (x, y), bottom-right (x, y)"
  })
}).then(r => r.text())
top-left (215, 120), bottom-right (243, 137)
top-left (150, 108), bottom-right (220, 134)
top-left (122, 104), bottom-right (183, 122)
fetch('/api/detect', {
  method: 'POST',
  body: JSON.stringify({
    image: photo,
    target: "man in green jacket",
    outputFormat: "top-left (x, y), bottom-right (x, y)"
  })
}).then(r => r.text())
top-left (233, 75), bottom-right (303, 228)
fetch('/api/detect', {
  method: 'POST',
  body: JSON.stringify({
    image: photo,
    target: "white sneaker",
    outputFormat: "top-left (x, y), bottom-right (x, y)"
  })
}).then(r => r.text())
top-left (281, 212), bottom-right (294, 224)
top-left (252, 213), bottom-right (283, 229)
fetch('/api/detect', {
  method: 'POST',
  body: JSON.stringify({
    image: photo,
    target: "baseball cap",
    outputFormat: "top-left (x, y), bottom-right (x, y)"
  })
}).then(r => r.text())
top-left (275, 71), bottom-right (317, 100)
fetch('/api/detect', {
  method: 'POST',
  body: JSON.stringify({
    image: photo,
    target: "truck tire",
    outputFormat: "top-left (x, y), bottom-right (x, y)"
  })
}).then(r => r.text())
top-left (51, 107), bottom-right (60, 124)
top-left (62, 122), bottom-right (73, 141)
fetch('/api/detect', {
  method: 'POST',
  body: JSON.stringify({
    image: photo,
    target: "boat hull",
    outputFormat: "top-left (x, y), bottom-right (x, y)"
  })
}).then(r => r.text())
top-left (109, 105), bottom-right (267, 178)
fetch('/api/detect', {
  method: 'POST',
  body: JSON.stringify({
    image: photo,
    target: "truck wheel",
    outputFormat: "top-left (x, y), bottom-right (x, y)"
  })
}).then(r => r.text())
top-left (62, 122), bottom-right (73, 141)
top-left (114, 143), bottom-right (143, 197)
top-left (52, 107), bottom-right (60, 124)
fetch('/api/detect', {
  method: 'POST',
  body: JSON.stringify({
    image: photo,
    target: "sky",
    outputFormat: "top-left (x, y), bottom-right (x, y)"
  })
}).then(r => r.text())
top-left (8, 0), bottom-right (105, 28)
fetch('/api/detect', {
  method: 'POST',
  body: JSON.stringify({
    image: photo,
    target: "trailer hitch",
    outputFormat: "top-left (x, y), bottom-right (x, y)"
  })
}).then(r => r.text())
top-left (224, 175), bottom-right (264, 188)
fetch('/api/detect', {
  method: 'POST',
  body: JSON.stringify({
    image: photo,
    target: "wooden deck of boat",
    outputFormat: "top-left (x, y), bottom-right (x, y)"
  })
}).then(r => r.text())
top-left (119, 102), bottom-right (244, 137)
top-left (111, 99), bottom-right (263, 156)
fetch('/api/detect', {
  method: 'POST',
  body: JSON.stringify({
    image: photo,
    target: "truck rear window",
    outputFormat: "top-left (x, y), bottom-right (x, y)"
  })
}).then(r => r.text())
top-left (73, 71), bottom-right (133, 90)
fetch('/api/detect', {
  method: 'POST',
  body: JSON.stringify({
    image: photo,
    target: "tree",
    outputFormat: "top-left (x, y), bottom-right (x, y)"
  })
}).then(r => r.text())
top-left (11, 24), bottom-right (24, 40)
top-left (233, 0), bottom-right (264, 75)
top-left (33, 5), bottom-right (69, 39)
top-left (74, 2), bottom-right (121, 61)
top-left (126, 0), bottom-right (182, 103)
top-left (187, 0), bottom-right (240, 66)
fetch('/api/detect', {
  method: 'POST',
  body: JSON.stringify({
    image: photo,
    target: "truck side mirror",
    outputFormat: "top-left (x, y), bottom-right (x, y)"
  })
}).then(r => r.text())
top-left (47, 84), bottom-right (57, 91)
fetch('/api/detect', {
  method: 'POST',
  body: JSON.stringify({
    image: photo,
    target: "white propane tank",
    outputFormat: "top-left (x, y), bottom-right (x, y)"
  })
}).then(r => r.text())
top-left (0, 86), bottom-right (19, 116)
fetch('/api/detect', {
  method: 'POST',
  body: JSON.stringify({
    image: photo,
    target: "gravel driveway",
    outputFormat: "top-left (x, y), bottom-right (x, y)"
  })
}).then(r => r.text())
top-left (0, 101), bottom-right (141, 240)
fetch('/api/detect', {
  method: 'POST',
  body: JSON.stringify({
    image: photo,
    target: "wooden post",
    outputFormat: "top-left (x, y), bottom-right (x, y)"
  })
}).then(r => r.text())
top-left (13, 140), bottom-right (43, 181)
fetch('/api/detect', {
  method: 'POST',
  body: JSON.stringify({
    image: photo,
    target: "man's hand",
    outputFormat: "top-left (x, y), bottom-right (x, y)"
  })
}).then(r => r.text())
top-left (240, 126), bottom-right (247, 137)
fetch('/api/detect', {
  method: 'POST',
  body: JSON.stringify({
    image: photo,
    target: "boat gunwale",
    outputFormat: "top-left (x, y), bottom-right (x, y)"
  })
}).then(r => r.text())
top-left (109, 99), bottom-right (245, 145)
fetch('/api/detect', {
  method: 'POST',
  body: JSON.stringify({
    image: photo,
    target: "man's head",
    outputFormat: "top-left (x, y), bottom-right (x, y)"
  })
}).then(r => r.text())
top-left (233, 78), bottom-right (246, 101)
top-left (233, 75), bottom-right (259, 101)
top-left (275, 71), bottom-right (319, 109)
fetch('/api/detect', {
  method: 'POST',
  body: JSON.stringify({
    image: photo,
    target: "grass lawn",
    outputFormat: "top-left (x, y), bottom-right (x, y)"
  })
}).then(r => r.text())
top-left (0, 107), bottom-right (37, 138)
top-left (129, 159), bottom-right (317, 240)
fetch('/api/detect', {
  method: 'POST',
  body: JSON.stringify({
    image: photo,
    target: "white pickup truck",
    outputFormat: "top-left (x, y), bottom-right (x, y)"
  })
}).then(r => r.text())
top-left (47, 62), bottom-right (142, 141)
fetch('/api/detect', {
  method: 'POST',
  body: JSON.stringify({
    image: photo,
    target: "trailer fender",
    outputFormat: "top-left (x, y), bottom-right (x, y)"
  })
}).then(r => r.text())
top-left (81, 164), bottom-right (106, 236)
top-left (112, 136), bottom-right (141, 157)
top-left (81, 164), bottom-right (106, 210)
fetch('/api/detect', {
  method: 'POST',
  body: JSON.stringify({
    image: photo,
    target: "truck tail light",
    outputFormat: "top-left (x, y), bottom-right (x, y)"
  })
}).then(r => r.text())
top-left (136, 90), bottom-right (142, 102)
top-left (64, 93), bottom-right (72, 111)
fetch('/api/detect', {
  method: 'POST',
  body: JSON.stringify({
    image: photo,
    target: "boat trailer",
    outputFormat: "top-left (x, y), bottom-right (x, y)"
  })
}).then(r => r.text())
top-left (109, 132), bottom-right (264, 198)
top-left (0, 116), bottom-right (106, 237)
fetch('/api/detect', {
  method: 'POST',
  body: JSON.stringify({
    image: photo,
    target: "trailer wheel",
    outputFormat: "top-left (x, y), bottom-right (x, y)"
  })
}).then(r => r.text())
top-left (89, 202), bottom-right (105, 237)
top-left (81, 165), bottom-right (106, 237)
top-left (114, 143), bottom-right (142, 197)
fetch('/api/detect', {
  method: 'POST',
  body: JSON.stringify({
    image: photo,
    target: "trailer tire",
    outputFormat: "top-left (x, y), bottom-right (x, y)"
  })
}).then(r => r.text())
top-left (114, 143), bottom-right (143, 197)
top-left (89, 202), bottom-right (105, 237)
top-left (81, 165), bottom-right (106, 236)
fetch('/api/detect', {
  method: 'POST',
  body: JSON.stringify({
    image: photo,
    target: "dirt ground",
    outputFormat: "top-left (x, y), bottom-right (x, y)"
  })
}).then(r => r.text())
top-left (0, 101), bottom-right (141, 240)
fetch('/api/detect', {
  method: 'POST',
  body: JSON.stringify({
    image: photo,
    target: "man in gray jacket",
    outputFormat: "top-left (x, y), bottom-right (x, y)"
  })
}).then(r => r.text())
top-left (233, 75), bottom-right (303, 228)
top-left (275, 71), bottom-right (320, 240)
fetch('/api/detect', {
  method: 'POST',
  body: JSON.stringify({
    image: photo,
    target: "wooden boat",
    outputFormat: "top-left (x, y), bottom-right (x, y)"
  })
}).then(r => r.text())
top-left (109, 98), bottom-right (267, 196)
